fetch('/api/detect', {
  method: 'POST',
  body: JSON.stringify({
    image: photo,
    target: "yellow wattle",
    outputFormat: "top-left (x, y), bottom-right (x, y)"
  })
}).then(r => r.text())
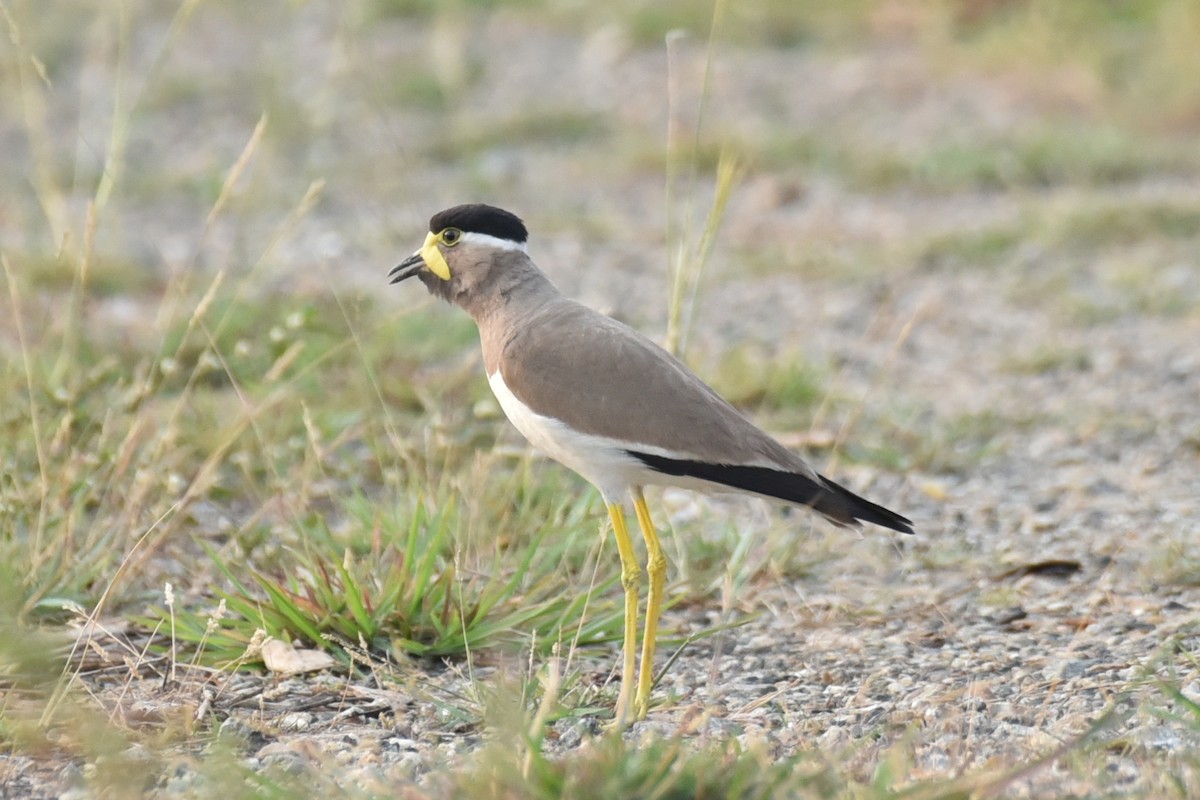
top-left (420, 232), bottom-right (451, 280)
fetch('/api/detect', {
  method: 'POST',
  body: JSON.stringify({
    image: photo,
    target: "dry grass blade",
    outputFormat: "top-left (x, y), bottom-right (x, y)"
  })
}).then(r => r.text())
top-left (663, 0), bottom-right (739, 358)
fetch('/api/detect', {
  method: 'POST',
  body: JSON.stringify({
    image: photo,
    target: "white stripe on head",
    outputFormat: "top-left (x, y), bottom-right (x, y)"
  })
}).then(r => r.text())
top-left (460, 231), bottom-right (528, 253)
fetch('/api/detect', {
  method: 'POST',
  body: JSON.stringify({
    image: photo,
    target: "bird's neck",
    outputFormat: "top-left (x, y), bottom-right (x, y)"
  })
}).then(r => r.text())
top-left (473, 268), bottom-right (560, 376)
top-left (466, 266), bottom-right (557, 327)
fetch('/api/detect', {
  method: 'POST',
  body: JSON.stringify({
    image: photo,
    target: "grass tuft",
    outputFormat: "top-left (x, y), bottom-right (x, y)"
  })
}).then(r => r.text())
top-left (446, 729), bottom-right (840, 800)
top-left (156, 490), bottom-right (625, 666)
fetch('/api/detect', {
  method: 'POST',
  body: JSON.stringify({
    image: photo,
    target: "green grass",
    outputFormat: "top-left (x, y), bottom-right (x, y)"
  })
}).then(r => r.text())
top-left (1002, 344), bottom-right (1093, 375)
top-left (445, 732), bottom-right (841, 799)
top-left (155, 488), bottom-right (625, 666)
top-left (745, 122), bottom-right (1200, 196)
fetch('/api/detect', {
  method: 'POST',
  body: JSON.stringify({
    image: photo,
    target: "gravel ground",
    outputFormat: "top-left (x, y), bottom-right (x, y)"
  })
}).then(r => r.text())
top-left (2, 3), bottom-right (1199, 797)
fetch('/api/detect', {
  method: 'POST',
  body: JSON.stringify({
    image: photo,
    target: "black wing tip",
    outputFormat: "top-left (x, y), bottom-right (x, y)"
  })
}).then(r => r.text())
top-left (625, 450), bottom-right (914, 534)
top-left (860, 510), bottom-right (915, 535)
top-left (816, 473), bottom-right (913, 534)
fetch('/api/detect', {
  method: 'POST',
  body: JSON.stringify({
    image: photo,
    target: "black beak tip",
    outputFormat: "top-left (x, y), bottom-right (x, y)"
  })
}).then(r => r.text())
top-left (387, 254), bottom-right (425, 285)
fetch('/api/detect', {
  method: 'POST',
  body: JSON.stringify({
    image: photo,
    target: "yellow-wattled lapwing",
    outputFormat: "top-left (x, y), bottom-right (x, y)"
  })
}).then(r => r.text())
top-left (388, 204), bottom-right (912, 722)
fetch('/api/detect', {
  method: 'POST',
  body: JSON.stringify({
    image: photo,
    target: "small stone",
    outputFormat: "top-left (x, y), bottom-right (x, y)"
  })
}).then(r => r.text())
top-left (218, 717), bottom-right (252, 742)
top-left (278, 712), bottom-right (314, 732)
top-left (256, 742), bottom-right (310, 776)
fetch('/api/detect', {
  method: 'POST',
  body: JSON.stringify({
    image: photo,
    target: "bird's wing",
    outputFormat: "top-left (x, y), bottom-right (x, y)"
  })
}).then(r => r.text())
top-left (497, 299), bottom-right (813, 476)
top-left (496, 299), bottom-right (914, 534)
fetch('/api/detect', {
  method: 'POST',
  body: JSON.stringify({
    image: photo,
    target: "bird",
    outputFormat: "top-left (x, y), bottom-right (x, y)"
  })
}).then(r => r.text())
top-left (388, 203), bottom-right (913, 723)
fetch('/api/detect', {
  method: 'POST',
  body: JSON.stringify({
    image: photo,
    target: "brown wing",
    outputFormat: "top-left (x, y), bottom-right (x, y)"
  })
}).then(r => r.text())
top-left (495, 299), bottom-right (914, 534)
top-left (497, 299), bottom-right (815, 475)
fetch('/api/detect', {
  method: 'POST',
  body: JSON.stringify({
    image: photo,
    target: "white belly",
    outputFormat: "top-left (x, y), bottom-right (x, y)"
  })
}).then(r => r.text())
top-left (487, 369), bottom-right (653, 501)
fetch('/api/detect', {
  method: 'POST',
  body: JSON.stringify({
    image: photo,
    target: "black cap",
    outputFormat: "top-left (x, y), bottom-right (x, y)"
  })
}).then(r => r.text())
top-left (429, 204), bottom-right (528, 244)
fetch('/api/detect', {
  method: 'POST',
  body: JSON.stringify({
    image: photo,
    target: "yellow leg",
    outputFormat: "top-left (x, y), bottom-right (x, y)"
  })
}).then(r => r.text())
top-left (606, 502), bottom-right (641, 725)
top-left (632, 488), bottom-right (666, 719)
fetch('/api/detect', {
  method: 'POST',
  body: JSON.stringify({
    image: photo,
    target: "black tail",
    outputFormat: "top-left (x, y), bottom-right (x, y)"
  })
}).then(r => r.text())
top-left (811, 473), bottom-right (913, 534)
top-left (626, 451), bottom-right (913, 534)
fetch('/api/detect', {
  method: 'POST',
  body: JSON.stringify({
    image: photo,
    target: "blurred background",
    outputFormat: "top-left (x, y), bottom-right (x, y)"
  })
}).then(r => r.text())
top-left (8, 0), bottom-right (1200, 301)
top-left (1, 1), bottom-right (1199, 794)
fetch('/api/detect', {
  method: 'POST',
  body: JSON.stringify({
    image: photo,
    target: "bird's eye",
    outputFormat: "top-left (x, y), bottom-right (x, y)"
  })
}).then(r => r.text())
top-left (441, 228), bottom-right (462, 246)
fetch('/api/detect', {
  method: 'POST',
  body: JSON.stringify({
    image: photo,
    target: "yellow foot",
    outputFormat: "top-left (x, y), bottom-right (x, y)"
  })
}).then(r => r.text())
top-left (606, 501), bottom-right (641, 728)
top-left (632, 489), bottom-right (665, 722)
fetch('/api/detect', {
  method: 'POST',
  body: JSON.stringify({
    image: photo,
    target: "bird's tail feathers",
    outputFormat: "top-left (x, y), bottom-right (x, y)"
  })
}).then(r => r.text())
top-left (811, 473), bottom-right (913, 534)
top-left (625, 450), bottom-right (913, 534)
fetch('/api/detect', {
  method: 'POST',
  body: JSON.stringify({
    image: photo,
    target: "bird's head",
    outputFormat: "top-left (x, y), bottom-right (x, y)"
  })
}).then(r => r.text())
top-left (388, 204), bottom-right (530, 310)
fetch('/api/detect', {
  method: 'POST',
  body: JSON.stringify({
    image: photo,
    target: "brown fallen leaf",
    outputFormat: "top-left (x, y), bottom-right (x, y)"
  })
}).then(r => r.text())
top-left (260, 638), bottom-right (335, 676)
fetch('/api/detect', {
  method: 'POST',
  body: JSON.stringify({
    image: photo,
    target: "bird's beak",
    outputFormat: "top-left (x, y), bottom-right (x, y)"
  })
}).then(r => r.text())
top-left (388, 251), bottom-right (425, 284)
top-left (388, 232), bottom-right (452, 284)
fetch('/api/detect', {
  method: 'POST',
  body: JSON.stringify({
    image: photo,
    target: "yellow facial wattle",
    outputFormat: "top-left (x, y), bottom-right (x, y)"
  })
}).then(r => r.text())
top-left (419, 232), bottom-right (452, 280)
